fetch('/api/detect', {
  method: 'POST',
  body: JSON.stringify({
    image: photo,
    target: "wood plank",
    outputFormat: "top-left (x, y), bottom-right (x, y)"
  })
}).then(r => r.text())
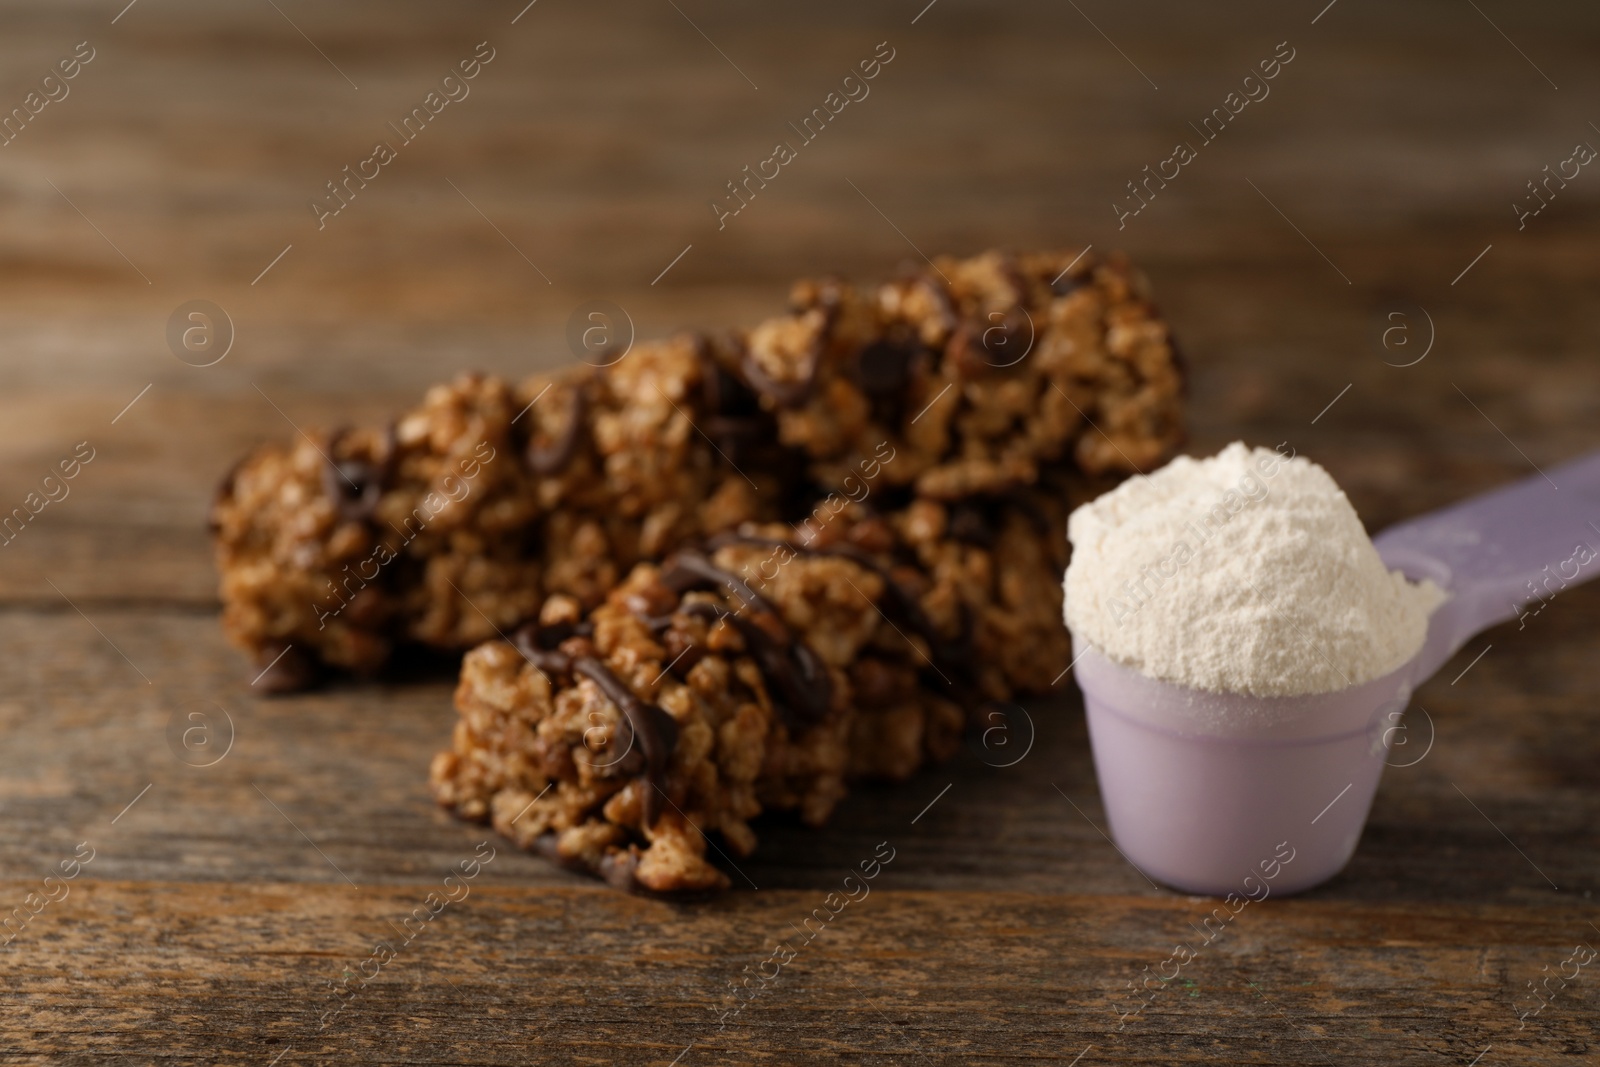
top-left (2, 0), bottom-right (1600, 1063)
top-left (4, 883), bottom-right (1596, 1064)
top-left (0, 595), bottom-right (1593, 1059)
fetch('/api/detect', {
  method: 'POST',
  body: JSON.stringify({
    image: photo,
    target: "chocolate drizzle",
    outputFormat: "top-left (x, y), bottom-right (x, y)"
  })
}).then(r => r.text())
top-left (853, 332), bottom-right (929, 427)
top-left (510, 622), bottom-right (678, 827)
top-left (660, 550), bottom-right (772, 616)
top-left (696, 337), bottom-right (769, 464)
top-left (321, 425), bottom-right (398, 524)
top-left (947, 306), bottom-right (1033, 374)
top-left (740, 336), bottom-right (823, 409)
top-left (705, 531), bottom-right (976, 689)
top-left (525, 383), bottom-right (587, 475)
top-left (739, 292), bottom-right (840, 409)
top-left (659, 550), bottom-right (832, 730)
top-left (681, 600), bottom-right (831, 730)
top-left (509, 622), bottom-right (586, 675)
top-left (572, 657), bottom-right (679, 826)
top-left (856, 338), bottom-right (918, 395)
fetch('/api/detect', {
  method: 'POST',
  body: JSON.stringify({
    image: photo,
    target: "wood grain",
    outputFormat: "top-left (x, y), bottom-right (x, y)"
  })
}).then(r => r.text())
top-left (5, 883), bottom-right (1598, 1065)
top-left (1, 0), bottom-right (1599, 1063)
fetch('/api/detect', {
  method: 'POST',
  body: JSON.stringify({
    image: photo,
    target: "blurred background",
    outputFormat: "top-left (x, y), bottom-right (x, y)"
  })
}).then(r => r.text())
top-left (2, 0), bottom-right (1595, 607)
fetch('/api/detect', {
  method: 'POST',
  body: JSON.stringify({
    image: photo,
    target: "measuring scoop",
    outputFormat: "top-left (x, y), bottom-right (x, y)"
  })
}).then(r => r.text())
top-left (1071, 450), bottom-right (1600, 896)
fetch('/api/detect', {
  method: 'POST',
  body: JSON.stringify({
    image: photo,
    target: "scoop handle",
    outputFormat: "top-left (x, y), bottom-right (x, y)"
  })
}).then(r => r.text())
top-left (1373, 450), bottom-right (1600, 683)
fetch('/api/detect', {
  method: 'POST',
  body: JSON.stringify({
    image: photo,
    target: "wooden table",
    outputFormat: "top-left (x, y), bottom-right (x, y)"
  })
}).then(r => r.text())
top-left (2, 1), bottom-right (1597, 1062)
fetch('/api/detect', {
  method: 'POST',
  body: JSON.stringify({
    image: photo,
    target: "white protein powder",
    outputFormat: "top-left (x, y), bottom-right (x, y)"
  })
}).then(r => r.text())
top-left (1063, 442), bottom-right (1446, 697)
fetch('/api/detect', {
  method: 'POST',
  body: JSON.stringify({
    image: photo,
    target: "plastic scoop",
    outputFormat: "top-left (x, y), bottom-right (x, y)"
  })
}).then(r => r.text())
top-left (1071, 450), bottom-right (1600, 896)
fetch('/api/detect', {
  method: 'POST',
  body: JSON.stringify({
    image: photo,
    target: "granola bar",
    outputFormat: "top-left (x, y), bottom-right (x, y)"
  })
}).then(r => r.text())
top-left (744, 248), bottom-right (1184, 496)
top-left (211, 336), bottom-right (779, 688)
top-left (211, 249), bottom-right (1183, 688)
top-left (429, 496), bottom-right (1072, 892)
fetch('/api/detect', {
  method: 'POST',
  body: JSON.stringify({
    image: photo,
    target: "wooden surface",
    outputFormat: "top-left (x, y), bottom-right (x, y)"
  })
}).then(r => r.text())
top-left (3, 1), bottom-right (1599, 1063)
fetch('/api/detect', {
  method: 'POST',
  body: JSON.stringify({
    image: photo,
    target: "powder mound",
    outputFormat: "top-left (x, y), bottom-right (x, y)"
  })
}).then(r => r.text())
top-left (1063, 442), bottom-right (1446, 697)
